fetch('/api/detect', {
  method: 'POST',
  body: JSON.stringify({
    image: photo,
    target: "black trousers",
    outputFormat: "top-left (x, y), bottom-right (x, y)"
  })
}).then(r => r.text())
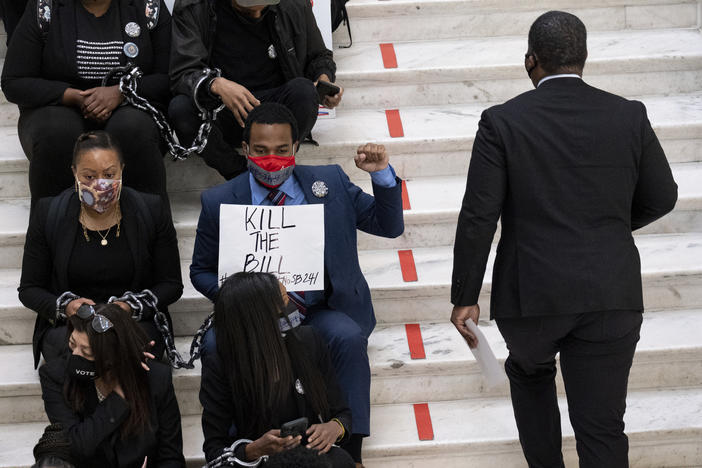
top-left (496, 310), bottom-right (643, 468)
top-left (168, 77), bottom-right (319, 180)
top-left (18, 105), bottom-right (166, 206)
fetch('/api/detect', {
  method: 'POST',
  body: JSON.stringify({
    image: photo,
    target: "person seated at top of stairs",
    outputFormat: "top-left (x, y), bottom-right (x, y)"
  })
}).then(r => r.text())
top-left (1, 0), bottom-right (172, 207)
top-left (190, 103), bottom-right (404, 467)
top-left (168, 0), bottom-right (343, 180)
top-left (200, 272), bottom-right (355, 467)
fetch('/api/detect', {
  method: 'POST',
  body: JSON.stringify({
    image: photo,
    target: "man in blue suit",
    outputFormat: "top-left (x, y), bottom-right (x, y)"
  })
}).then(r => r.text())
top-left (191, 102), bottom-right (404, 465)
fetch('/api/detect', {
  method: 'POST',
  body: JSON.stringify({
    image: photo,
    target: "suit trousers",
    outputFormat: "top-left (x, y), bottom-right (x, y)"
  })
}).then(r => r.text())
top-left (495, 310), bottom-right (643, 468)
top-left (168, 77), bottom-right (319, 180)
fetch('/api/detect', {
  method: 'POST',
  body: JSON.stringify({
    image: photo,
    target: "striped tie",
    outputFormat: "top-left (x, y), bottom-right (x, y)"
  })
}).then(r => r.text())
top-left (267, 189), bottom-right (287, 206)
top-left (266, 188), bottom-right (306, 314)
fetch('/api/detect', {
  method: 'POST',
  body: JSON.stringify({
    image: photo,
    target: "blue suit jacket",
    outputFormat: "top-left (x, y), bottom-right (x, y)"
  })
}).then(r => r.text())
top-left (190, 164), bottom-right (404, 336)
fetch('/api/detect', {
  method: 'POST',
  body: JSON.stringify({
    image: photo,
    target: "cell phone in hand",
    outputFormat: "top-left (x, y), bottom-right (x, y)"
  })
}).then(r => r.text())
top-left (280, 416), bottom-right (308, 439)
top-left (316, 80), bottom-right (340, 101)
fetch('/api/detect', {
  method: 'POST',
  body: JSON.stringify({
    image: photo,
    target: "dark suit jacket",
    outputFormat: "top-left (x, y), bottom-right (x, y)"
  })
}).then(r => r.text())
top-left (1, 0), bottom-right (172, 108)
top-left (199, 325), bottom-right (352, 462)
top-left (190, 165), bottom-right (404, 336)
top-left (40, 357), bottom-right (185, 468)
top-left (452, 77), bottom-right (678, 318)
top-left (19, 188), bottom-right (183, 367)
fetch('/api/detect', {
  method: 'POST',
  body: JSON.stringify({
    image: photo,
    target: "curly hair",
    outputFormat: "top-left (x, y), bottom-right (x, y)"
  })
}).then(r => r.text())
top-left (528, 11), bottom-right (587, 73)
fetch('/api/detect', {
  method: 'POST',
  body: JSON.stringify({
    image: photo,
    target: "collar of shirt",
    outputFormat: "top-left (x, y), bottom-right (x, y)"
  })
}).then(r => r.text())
top-left (249, 172), bottom-right (306, 206)
top-left (537, 74), bottom-right (582, 88)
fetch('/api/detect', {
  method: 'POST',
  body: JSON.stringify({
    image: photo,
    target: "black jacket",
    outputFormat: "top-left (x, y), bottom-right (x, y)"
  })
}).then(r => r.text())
top-left (19, 188), bottom-right (183, 367)
top-left (169, 0), bottom-right (335, 97)
top-left (40, 356), bottom-right (185, 468)
top-left (1, 0), bottom-right (172, 108)
top-left (199, 325), bottom-right (352, 463)
top-left (452, 78), bottom-right (678, 318)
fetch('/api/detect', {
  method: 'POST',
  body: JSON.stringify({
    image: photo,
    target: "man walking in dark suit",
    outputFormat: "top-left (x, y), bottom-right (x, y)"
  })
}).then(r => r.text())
top-left (450, 11), bottom-right (677, 468)
top-left (191, 102), bottom-right (404, 466)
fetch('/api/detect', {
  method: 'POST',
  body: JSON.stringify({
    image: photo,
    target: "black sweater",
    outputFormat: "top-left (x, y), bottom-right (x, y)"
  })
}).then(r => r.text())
top-left (200, 325), bottom-right (352, 462)
top-left (40, 356), bottom-right (185, 468)
top-left (1, 0), bottom-right (172, 109)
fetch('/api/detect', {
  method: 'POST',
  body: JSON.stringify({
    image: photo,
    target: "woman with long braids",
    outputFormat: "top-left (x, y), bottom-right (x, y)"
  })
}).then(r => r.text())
top-left (39, 303), bottom-right (185, 467)
top-left (200, 272), bottom-right (355, 467)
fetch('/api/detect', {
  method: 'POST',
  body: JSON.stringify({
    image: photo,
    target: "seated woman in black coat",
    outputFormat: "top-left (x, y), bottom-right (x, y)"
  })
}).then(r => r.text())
top-left (40, 303), bottom-right (186, 467)
top-left (19, 131), bottom-right (183, 368)
top-left (200, 272), bottom-right (355, 467)
top-left (0, 0), bottom-right (171, 204)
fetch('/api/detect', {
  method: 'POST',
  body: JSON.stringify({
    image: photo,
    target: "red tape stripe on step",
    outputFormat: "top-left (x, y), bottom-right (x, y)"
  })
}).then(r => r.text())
top-left (401, 180), bottom-right (411, 210)
top-left (379, 43), bottom-right (398, 69)
top-left (413, 403), bottom-right (435, 441)
top-left (398, 249), bottom-right (418, 282)
top-left (385, 109), bottom-right (404, 138)
top-left (405, 323), bottom-right (426, 359)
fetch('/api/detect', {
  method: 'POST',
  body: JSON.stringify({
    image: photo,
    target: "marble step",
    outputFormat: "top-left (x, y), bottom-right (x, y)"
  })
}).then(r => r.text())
top-left (2, 386), bottom-right (701, 467)
top-left (335, 0), bottom-right (699, 43)
top-left (0, 308), bottom-right (700, 424)
top-left (0, 91), bottom-right (700, 199)
top-left (1, 232), bottom-right (701, 345)
top-left (334, 28), bottom-right (702, 109)
top-left (1, 160), bottom-right (699, 268)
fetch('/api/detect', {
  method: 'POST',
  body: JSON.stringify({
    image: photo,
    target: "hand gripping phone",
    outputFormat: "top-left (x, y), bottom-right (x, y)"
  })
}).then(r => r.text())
top-left (316, 80), bottom-right (340, 101)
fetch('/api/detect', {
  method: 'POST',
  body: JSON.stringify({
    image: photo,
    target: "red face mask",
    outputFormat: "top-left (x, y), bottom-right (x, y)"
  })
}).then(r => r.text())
top-left (247, 154), bottom-right (296, 188)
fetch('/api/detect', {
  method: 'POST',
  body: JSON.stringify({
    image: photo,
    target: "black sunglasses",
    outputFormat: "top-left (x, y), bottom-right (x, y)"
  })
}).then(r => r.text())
top-left (76, 304), bottom-right (114, 333)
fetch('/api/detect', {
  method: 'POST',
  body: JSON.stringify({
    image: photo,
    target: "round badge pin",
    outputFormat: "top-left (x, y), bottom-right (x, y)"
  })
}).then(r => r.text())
top-left (311, 181), bottom-right (328, 198)
top-left (123, 42), bottom-right (139, 58)
top-left (125, 22), bottom-right (141, 37)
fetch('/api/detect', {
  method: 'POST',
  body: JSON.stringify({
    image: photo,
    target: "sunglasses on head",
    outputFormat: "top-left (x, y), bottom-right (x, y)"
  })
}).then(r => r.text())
top-left (76, 304), bottom-right (114, 333)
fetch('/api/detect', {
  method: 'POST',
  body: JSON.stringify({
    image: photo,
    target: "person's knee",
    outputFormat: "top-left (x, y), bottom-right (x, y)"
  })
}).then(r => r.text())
top-left (20, 107), bottom-right (83, 152)
top-left (200, 327), bottom-right (217, 359)
top-left (505, 354), bottom-right (556, 381)
top-left (168, 95), bottom-right (197, 122)
top-left (106, 108), bottom-right (158, 141)
top-left (286, 77), bottom-right (318, 101)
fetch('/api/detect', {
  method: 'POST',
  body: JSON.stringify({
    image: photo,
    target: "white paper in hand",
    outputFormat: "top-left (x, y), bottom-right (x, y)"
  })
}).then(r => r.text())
top-left (464, 319), bottom-right (508, 389)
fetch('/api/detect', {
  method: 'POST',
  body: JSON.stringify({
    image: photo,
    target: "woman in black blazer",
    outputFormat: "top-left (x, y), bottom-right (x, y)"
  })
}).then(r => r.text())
top-left (19, 131), bottom-right (182, 368)
top-left (200, 272), bottom-right (355, 467)
top-left (40, 303), bottom-right (185, 467)
top-left (1, 0), bottom-right (171, 204)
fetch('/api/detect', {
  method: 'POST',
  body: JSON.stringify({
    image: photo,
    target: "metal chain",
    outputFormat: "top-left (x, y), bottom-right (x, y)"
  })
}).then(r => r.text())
top-left (189, 311), bottom-right (214, 366)
top-left (55, 291), bottom-right (80, 322)
top-left (103, 64), bottom-right (224, 161)
top-left (108, 289), bottom-right (195, 369)
top-left (206, 439), bottom-right (266, 468)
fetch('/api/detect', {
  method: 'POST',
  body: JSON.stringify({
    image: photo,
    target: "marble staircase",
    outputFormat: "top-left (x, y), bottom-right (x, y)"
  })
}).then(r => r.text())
top-left (0, 0), bottom-right (702, 466)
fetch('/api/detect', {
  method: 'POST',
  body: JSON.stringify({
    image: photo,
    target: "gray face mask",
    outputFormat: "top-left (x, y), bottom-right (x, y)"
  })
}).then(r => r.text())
top-left (247, 153), bottom-right (296, 188)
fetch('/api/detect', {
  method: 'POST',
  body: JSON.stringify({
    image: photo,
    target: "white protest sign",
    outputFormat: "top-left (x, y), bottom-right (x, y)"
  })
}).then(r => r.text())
top-left (218, 204), bottom-right (325, 291)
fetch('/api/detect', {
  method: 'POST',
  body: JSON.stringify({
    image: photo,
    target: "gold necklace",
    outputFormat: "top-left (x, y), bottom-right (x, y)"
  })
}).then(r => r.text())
top-left (80, 204), bottom-right (122, 246)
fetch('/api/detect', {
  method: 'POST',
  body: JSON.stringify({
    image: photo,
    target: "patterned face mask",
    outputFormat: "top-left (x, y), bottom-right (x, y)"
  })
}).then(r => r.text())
top-left (76, 178), bottom-right (122, 213)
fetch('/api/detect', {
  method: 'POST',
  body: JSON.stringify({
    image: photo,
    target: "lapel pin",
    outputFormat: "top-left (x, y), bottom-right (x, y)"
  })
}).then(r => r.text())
top-left (267, 44), bottom-right (277, 59)
top-left (311, 181), bottom-right (328, 198)
top-left (123, 42), bottom-right (139, 59)
top-left (125, 22), bottom-right (141, 37)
